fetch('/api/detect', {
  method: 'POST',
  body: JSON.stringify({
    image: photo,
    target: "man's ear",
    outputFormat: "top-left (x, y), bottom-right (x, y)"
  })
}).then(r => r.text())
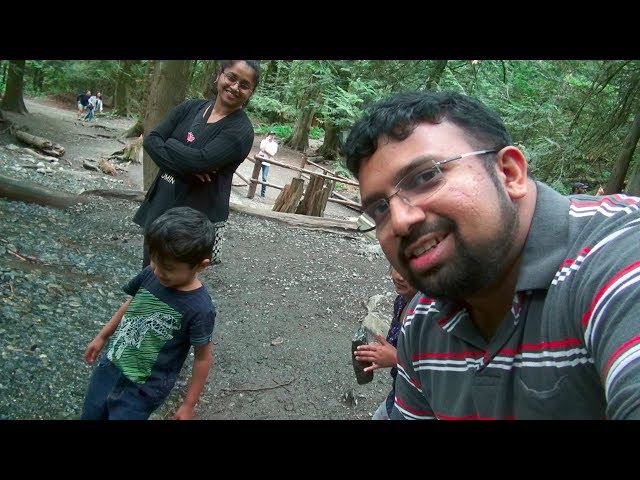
top-left (196, 259), bottom-right (211, 272)
top-left (496, 146), bottom-right (528, 200)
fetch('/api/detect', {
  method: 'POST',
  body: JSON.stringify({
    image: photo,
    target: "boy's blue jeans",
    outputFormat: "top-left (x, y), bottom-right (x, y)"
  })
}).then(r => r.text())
top-left (81, 356), bottom-right (163, 420)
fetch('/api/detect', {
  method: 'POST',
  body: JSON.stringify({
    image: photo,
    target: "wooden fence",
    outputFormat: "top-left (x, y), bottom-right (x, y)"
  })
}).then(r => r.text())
top-left (234, 153), bottom-right (362, 213)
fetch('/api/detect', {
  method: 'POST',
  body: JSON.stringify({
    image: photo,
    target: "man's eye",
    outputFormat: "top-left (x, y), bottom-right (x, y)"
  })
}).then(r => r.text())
top-left (408, 168), bottom-right (438, 188)
top-left (367, 200), bottom-right (390, 220)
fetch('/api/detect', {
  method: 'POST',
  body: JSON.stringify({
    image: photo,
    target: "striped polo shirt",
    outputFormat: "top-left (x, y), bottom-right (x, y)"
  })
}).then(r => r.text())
top-left (391, 181), bottom-right (640, 420)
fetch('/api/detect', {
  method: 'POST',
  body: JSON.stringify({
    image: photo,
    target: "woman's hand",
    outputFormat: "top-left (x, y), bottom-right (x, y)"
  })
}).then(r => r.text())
top-left (194, 169), bottom-right (218, 183)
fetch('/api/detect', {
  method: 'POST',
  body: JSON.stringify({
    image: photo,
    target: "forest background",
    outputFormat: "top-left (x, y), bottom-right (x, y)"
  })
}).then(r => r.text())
top-left (1, 59), bottom-right (640, 195)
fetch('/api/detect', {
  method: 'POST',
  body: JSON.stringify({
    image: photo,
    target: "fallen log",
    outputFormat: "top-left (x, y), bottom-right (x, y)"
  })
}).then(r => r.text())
top-left (0, 174), bottom-right (85, 209)
top-left (77, 187), bottom-right (361, 233)
top-left (12, 146), bottom-right (60, 163)
top-left (0, 180), bottom-right (361, 234)
top-left (82, 188), bottom-right (146, 202)
top-left (14, 130), bottom-right (65, 157)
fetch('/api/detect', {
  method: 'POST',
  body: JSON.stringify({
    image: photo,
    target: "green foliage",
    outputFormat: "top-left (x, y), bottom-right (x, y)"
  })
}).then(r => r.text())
top-left (246, 93), bottom-right (295, 123)
top-left (5, 59), bottom-right (640, 190)
top-left (254, 123), bottom-right (292, 138)
top-left (333, 160), bottom-right (353, 179)
top-left (309, 126), bottom-right (324, 139)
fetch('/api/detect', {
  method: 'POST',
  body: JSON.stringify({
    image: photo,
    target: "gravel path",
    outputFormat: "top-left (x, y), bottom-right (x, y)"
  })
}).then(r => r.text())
top-left (0, 99), bottom-right (397, 420)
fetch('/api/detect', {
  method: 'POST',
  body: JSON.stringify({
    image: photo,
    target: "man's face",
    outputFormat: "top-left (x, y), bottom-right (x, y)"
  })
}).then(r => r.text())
top-left (358, 122), bottom-right (520, 301)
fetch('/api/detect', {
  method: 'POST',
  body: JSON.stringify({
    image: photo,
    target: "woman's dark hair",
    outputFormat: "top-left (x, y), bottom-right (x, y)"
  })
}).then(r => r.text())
top-left (218, 60), bottom-right (261, 108)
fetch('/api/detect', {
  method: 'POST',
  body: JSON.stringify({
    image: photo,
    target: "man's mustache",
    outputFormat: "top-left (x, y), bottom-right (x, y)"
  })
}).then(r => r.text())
top-left (399, 217), bottom-right (456, 259)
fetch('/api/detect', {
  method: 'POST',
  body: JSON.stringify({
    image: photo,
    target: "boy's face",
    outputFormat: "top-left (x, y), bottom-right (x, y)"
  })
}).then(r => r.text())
top-left (150, 256), bottom-right (208, 290)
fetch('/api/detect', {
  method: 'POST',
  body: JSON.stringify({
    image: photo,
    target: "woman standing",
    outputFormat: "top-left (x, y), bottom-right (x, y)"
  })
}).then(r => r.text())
top-left (134, 60), bottom-right (261, 266)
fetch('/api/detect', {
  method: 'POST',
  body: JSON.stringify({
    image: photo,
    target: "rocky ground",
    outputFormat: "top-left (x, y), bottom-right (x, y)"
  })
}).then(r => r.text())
top-left (0, 98), bottom-right (397, 420)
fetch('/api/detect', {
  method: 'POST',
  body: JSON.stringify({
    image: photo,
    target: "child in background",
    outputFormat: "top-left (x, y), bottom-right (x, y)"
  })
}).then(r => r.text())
top-left (354, 266), bottom-right (418, 420)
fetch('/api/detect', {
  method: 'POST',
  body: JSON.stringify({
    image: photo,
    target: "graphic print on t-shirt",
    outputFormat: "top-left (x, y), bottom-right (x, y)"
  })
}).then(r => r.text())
top-left (107, 289), bottom-right (182, 383)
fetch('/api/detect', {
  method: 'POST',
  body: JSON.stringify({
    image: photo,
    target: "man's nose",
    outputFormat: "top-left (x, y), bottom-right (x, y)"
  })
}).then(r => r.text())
top-left (388, 194), bottom-right (425, 237)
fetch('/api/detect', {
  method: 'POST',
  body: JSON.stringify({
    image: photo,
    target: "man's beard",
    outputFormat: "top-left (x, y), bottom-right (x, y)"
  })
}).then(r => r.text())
top-left (400, 186), bottom-right (519, 302)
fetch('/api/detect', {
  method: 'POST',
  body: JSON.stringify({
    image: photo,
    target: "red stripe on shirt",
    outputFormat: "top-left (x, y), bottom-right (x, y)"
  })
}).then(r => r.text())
top-left (603, 334), bottom-right (640, 378)
top-left (581, 260), bottom-right (640, 327)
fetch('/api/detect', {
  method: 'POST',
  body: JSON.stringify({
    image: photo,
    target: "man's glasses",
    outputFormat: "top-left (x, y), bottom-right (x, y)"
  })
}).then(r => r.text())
top-left (358, 149), bottom-right (498, 233)
top-left (222, 71), bottom-right (253, 92)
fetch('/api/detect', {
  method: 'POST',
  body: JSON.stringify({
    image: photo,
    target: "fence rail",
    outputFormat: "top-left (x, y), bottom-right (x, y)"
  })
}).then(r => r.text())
top-left (235, 153), bottom-right (362, 212)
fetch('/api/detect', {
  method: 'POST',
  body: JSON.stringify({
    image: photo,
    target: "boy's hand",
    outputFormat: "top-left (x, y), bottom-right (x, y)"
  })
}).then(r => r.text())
top-left (84, 336), bottom-right (106, 363)
top-left (174, 403), bottom-right (195, 420)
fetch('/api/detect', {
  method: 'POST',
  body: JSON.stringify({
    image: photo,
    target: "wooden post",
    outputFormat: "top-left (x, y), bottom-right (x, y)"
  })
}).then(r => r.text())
top-left (273, 177), bottom-right (305, 213)
top-left (296, 173), bottom-right (335, 217)
top-left (247, 155), bottom-right (263, 199)
top-left (298, 153), bottom-right (308, 179)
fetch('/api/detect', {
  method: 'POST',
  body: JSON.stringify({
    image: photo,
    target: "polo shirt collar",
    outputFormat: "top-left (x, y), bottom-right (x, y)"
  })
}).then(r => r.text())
top-left (516, 181), bottom-right (570, 292)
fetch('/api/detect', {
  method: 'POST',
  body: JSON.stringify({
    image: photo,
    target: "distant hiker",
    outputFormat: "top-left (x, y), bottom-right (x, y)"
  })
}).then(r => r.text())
top-left (257, 130), bottom-right (278, 197)
top-left (77, 90), bottom-right (91, 119)
top-left (571, 181), bottom-right (588, 194)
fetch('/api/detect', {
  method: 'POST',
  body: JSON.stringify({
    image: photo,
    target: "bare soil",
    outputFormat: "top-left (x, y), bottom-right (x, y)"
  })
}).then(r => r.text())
top-left (0, 97), bottom-right (395, 420)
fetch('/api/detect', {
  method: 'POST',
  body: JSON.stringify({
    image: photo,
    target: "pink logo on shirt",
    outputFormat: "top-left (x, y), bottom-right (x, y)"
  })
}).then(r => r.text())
top-left (187, 132), bottom-right (195, 142)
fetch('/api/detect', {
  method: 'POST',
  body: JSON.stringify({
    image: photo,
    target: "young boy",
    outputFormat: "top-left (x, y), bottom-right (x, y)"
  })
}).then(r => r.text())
top-left (81, 206), bottom-right (217, 420)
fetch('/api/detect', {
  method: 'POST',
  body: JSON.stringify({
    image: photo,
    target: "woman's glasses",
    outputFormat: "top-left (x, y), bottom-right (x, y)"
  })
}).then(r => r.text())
top-left (222, 71), bottom-right (253, 92)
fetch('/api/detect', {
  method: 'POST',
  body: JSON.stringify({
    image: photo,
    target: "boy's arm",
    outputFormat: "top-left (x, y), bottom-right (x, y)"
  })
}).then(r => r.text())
top-left (174, 341), bottom-right (213, 420)
top-left (84, 297), bottom-right (132, 363)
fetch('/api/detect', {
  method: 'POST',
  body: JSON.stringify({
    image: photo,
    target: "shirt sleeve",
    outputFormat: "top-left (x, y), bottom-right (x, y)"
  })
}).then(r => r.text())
top-left (121, 266), bottom-right (152, 297)
top-left (143, 100), bottom-right (195, 180)
top-left (390, 297), bottom-right (437, 420)
top-left (188, 308), bottom-right (216, 346)
top-left (578, 216), bottom-right (640, 419)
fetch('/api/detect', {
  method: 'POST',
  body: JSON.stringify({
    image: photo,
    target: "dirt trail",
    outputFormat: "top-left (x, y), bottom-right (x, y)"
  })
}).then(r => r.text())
top-left (0, 97), bottom-right (395, 420)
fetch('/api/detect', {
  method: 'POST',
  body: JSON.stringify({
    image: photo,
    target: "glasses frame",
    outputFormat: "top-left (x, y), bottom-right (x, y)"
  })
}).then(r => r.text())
top-left (357, 149), bottom-right (498, 233)
top-left (221, 71), bottom-right (253, 93)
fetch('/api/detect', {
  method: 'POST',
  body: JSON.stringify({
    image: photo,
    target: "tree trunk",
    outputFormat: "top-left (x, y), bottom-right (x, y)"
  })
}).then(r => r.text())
top-left (605, 111), bottom-right (640, 194)
top-left (1, 60), bottom-right (28, 114)
top-left (201, 60), bottom-right (219, 99)
top-left (286, 101), bottom-right (315, 152)
top-left (114, 60), bottom-right (132, 116)
top-left (122, 61), bottom-right (154, 139)
top-left (315, 122), bottom-right (341, 161)
top-left (142, 60), bottom-right (191, 190)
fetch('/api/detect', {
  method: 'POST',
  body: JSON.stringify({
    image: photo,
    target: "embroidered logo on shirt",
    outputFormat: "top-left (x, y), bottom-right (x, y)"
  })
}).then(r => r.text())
top-left (161, 173), bottom-right (175, 184)
top-left (187, 132), bottom-right (195, 142)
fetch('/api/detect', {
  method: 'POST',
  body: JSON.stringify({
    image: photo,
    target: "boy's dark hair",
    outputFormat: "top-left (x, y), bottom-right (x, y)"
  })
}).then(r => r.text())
top-left (146, 207), bottom-right (216, 267)
top-left (342, 90), bottom-right (513, 179)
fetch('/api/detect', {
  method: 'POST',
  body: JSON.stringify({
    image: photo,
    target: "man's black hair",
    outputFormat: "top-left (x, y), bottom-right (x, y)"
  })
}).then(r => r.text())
top-left (342, 90), bottom-right (513, 179)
